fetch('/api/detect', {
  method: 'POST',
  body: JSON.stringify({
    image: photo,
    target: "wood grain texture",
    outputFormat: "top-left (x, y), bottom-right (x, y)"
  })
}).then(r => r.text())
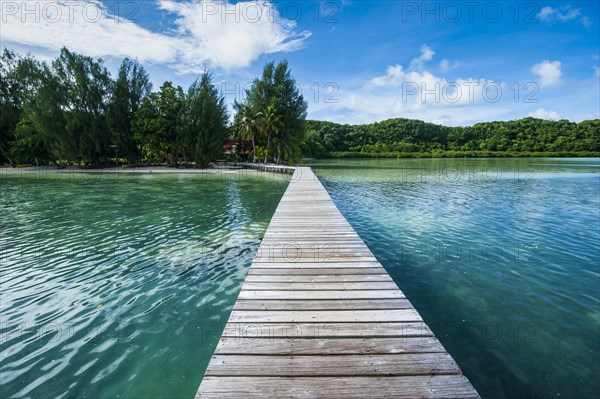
top-left (197, 376), bottom-right (479, 398)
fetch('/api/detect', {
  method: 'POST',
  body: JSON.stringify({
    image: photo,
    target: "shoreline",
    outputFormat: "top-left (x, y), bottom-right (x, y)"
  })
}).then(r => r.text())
top-left (0, 164), bottom-right (296, 175)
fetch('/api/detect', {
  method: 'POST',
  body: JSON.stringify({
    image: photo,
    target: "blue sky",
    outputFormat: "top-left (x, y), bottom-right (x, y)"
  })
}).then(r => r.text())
top-left (2, 0), bottom-right (599, 125)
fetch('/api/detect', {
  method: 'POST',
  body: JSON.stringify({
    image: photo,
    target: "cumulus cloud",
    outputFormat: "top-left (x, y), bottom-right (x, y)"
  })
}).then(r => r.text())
top-left (159, 0), bottom-right (311, 71)
top-left (308, 46), bottom-right (504, 125)
top-left (0, 0), bottom-right (310, 72)
top-left (368, 47), bottom-right (495, 108)
top-left (537, 5), bottom-right (590, 26)
top-left (528, 107), bottom-right (561, 120)
top-left (532, 60), bottom-right (562, 87)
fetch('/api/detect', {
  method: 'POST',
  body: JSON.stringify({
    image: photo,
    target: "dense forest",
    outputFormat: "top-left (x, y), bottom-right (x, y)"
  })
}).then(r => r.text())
top-left (302, 118), bottom-right (600, 158)
top-left (0, 48), bottom-right (307, 167)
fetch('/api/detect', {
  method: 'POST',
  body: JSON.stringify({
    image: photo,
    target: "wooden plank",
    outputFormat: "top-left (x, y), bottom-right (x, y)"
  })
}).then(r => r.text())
top-left (244, 274), bottom-right (394, 283)
top-left (249, 262), bottom-right (383, 268)
top-left (215, 337), bottom-right (445, 355)
top-left (241, 282), bottom-right (398, 291)
top-left (228, 309), bottom-right (422, 323)
top-left (233, 299), bottom-right (413, 311)
top-left (248, 267), bottom-right (389, 275)
top-left (221, 322), bottom-right (434, 339)
top-left (196, 376), bottom-right (479, 398)
top-left (237, 290), bottom-right (405, 300)
top-left (204, 353), bottom-right (461, 377)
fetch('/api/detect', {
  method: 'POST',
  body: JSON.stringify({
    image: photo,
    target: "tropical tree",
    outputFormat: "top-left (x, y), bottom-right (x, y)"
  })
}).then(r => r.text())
top-left (178, 72), bottom-right (228, 168)
top-left (237, 104), bottom-right (261, 162)
top-left (235, 60), bottom-right (307, 164)
top-left (260, 103), bottom-right (283, 163)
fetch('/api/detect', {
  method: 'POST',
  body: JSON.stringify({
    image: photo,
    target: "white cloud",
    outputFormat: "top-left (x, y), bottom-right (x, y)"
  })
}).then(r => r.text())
top-left (0, 0), bottom-right (310, 72)
top-left (537, 5), bottom-right (589, 26)
top-left (439, 58), bottom-right (460, 72)
top-left (594, 66), bottom-right (600, 78)
top-left (409, 44), bottom-right (435, 71)
top-left (532, 60), bottom-right (562, 87)
top-left (159, 0), bottom-right (311, 71)
top-left (528, 107), bottom-right (561, 120)
top-left (1, 1), bottom-right (178, 63)
top-left (367, 47), bottom-right (494, 108)
top-left (308, 46), bottom-right (505, 126)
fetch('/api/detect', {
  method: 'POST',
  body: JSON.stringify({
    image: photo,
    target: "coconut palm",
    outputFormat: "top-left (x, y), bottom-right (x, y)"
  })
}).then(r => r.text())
top-left (274, 129), bottom-right (298, 164)
top-left (238, 104), bottom-right (261, 162)
top-left (260, 103), bottom-right (283, 163)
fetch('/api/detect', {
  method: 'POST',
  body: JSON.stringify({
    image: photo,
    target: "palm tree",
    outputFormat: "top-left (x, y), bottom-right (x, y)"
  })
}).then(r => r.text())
top-left (274, 129), bottom-right (297, 164)
top-left (238, 104), bottom-right (261, 162)
top-left (261, 104), bottom-right (283, 163)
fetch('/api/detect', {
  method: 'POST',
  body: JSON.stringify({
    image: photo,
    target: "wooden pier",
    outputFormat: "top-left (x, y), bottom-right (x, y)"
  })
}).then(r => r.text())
top-left (196, 167), bottom-right (479, 398)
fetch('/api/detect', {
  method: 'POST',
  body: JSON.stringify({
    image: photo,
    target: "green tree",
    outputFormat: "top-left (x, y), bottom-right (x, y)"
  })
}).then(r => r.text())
top-left (178, 72), bottom-right (228, 168)
top-left (1, 50), bottom-right (44, 165)
top-left (132, 81), bottom-right (184, 164)
top-left (10, 115), bottom-right (50, 165)
top-left (236, 60), bottom-right (307, 164)
top-left (237, 104), bottom-right (261, 162)
top-left (26, 48), bottom-right (112, 165)
top-left (260, 103), bottom-right (283, 163)
top-left (107, 59), bottom-right (151, 164)
top-left (0, 49), bottom-right (22, 164)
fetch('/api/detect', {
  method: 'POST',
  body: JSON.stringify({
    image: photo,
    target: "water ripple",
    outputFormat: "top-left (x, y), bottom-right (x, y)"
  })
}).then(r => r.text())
top-left (0, 172), bottom-right (288, 399)
top-left (311, 158), bottom-right (600, 399)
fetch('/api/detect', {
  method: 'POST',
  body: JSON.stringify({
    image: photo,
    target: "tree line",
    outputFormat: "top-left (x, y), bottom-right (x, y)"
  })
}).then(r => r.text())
top-left (2, 47), bottom-right (597, 166)
top-left (0, 48), bottom-right (307, 167)
top-left (301, 117), bottom-right (600, 158)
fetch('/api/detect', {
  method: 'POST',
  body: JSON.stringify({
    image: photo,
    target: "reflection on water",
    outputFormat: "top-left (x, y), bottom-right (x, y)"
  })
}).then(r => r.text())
top-left (306, 158), bottom-right (600, 399)
top-left (0, 171), bottom-right (289, 399)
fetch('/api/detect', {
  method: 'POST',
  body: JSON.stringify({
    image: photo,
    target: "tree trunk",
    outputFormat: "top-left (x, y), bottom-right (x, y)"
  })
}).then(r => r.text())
top-left (265, 133), bottom-right (270, 163)
top-left (252, 137), bottom-right (256, 163)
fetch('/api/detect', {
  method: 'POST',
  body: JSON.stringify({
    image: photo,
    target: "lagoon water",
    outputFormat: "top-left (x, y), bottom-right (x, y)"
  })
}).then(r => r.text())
top-left (307, 158), bottom-right (600, 399)
top-left (0, 170), bottom-right (289, 398)
top-left (1, 159), bottom-right (599, 399)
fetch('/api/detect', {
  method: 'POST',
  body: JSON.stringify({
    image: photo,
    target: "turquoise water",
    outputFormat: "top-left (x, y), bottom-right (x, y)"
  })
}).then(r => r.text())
top-left (0, 170), bottom-right (289, 398)
top-left (307, 158), bottom-right (600, 399)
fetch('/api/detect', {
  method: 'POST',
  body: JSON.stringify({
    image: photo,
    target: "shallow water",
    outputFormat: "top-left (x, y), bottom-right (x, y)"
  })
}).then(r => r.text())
top-left (0, 170), bottom-right (289, 398)
top-left (306, 158), bottom-right (600, 399)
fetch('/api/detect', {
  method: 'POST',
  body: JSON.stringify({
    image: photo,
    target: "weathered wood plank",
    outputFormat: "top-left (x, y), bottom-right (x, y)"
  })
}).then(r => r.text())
top-left (204, 353), bottom-right (461, 377)
top-left (237, 290), bottom-right (406, 300)
top-left (248, 267), bottom-right (388, 275)
top-left (196, 376), bottom-right (479, 398)
top-left (244, 274), bottom-right (394, 283)
top-left (221, 322), bottom-right (434, 339)
top-left (248, 262), bottom-right (383, 268)
top-left (242, 282), bottom-right (399, 291)
top-left (233, 299), bottom-right (413, 311)
top-left (228, 309), bottom-right (423, 323)
top-left (214, 337), bottom-right (445, 355)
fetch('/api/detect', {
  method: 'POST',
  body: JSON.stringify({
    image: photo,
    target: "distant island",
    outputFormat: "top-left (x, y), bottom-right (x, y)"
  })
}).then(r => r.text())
top-left (302, 117), bottom-right (600, 159)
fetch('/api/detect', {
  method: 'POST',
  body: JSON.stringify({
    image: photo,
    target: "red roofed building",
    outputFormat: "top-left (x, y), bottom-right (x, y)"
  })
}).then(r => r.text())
top-left (223, 140), bottom-right (252, 157)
